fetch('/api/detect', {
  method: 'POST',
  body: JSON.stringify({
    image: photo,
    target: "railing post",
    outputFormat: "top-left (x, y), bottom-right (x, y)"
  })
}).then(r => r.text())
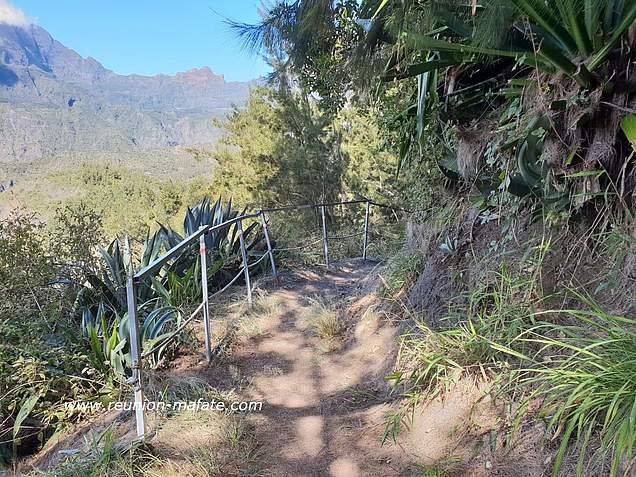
top-left (237, 220), bottom-right (253, 306)
top-left (320, 205), bottom-right (329, 267)
top-left (260, 211), bottom-right (278, 280)
top-left (124, 238), bottom-right (145, 439)
top-left (362, 200), bottom-right (370, 260)
top-left (199, 227), bottom-right (212, 364)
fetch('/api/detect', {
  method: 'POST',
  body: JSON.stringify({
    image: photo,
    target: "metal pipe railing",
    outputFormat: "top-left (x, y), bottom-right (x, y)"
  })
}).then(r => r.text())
top-left (320, 205), bottom-right (329, 267)
top-left (363, 200), bottom-right (370, 260)
top-left (199, 228), bottom-right (212, 364)
top-left (124, 198), bottom-right (407, 439)
top-left (261, 199), bottom-right (368, 213)
top-left (134, 212), bottom-right (260, 281)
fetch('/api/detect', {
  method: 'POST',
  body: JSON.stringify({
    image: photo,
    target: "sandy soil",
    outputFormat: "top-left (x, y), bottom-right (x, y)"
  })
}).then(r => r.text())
top-left (225, 260), bottom-right (411, 476)
top-left (18, 259), bottom-right (529, 477)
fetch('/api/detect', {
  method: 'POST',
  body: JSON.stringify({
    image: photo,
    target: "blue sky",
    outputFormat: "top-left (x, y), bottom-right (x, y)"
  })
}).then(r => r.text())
top-left (11, 0), bottom-right (271, 82)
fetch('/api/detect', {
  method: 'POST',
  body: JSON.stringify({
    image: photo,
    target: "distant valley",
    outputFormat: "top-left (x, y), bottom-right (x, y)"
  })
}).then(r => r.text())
top-left (0, 21), bottom-right (253, 227)
top-left (0, 22), bottom-right (252, 175)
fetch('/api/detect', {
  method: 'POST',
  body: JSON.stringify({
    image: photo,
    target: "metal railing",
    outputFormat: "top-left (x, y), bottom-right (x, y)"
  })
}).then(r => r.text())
top-left (123, 199), bottom-right (406, 438)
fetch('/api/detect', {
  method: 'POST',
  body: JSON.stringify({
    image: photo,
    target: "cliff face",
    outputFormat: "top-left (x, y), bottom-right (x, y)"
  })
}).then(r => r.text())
top-left (0, 23), bottom-right (252, 165)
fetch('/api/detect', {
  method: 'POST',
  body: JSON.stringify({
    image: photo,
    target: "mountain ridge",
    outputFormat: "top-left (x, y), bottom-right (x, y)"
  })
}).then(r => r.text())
top-left (0, 22), bottom-right (252, 166)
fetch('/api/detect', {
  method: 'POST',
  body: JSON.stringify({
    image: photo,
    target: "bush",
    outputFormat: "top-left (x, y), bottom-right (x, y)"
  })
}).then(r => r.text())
top-left (0, 211), bottom-right (100, 464)
top-left (379, 252), bottom-right (426, 299)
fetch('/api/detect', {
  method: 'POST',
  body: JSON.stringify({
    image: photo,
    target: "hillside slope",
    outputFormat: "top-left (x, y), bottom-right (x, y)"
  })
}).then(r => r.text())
top-left (0, 23), bottom-right (251, 166)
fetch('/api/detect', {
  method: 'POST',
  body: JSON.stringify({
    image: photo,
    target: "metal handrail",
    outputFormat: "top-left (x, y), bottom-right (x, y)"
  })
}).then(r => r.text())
top-left (261, 199), bottom-right (368, 213)
top-left (124, 197), bottom-right (408, 440)
top-left (272, 236), bottom-right (324, 252)
top-left (261, 199), bottom-right (410, 214)
top-left (134, 212), bottom-right (261, 281)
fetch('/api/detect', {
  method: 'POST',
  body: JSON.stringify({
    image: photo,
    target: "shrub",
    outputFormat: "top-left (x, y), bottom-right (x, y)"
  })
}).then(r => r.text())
top-left (0, 211), bottom-right (99, 464)
top-left (379, 252), bottom-right (426, 299)
top-left (514, 293), bottom-right (636, 477)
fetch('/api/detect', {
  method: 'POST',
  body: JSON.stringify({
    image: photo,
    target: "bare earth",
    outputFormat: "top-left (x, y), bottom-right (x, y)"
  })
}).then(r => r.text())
top-left (229, 260), bottom-right (409, 476)
top-left (22, 259), bottom-right (526, 476)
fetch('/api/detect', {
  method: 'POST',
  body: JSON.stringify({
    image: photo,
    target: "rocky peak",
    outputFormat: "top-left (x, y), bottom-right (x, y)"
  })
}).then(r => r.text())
top-left (175, 66), bottom-right (224, 83)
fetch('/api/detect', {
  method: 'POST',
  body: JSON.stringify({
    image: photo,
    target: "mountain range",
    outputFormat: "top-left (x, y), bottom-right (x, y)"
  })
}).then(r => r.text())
top-left (0, 22), bottom-right (252, 171)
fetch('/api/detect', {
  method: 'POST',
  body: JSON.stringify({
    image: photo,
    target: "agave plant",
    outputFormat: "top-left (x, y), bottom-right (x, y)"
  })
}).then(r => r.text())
top-left (74, 235), bottom-right (163, 317)
top-left (156, 196), bottom-right (267, 292)
top-left (367, 0), bottom-right (636, 204)
top-left (74, 196), bottom-right (269, 376)
top-left (375, 0), bottom-right (636, 84)
top-left (81, 300), bottom-right (182, 376)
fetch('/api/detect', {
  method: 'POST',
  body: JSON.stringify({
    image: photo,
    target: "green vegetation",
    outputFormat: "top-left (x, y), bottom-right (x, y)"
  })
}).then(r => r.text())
top-left (207, 81), bottom-right (411, 263)
top-left (0, 195), bottom-right (269, 466)
top-left (42, 429), bottom-right (151, 477)
top-left (379, 251), bottom-right (426, 299)
top-left (232, 0), bottom-right (636, 473)
top-left (390, 267), bottom-right (537, 397)
top-left (0, 211), bottom-right (104, 464)
top-left (1, 157), bottom-right (213, 238)
top-left (213, 77), bottom-right (412, 207)
top-left (517, 296), bottom-right (636, 476)
top-left (43, 379), bottom-right (262, 477)
top-left (74, 196), bottom-right (267, 377)
top-left (2, 0), bottom-right (636, 474)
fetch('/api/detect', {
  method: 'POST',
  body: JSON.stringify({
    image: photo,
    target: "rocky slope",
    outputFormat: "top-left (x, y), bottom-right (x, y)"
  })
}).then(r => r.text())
top-left (0, 22), bottom-right (252, 166)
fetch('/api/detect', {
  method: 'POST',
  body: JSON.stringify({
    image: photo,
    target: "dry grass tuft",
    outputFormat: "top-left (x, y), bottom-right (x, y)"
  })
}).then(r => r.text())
top-left (305, 297), bottom-right (344, 340)
top-left (146, 411), bottom-right (264, 477)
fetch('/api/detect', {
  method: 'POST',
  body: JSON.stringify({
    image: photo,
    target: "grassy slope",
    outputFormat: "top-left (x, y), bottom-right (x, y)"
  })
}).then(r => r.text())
top-left (0, 149), bottom-right (217, 237)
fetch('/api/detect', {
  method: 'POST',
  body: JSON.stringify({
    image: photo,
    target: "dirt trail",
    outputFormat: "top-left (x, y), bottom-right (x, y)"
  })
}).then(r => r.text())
top-left (226, 259), bottom-right (409, 476)
top-left (20, 259), bottom-right (510, 476)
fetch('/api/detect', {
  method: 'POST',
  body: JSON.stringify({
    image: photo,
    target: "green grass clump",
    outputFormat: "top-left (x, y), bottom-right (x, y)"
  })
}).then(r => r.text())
top-left (390, 268), bottom-right (538, 400)
top-left (513, 292), bottom-right (636, 477)
top-left (379, 251), bottom-right (426, 299)
top-left (42, 429), bottom-right (152, 477)
top-left (249, 292), bottom-right (284, 320)
top-left (389, 260), bottom-right (636, 476)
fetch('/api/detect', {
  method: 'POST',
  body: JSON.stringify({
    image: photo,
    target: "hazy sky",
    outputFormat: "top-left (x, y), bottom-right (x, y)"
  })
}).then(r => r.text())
top-left (8, 0), bottom-right (271, 82)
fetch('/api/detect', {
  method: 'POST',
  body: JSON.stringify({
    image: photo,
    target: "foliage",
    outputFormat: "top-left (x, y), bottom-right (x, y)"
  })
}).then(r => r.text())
top-left (212, 86), bottom-right (344, 209)
top-left (211, 85), bottom-right (409, 262)
top-left (74, 196), bottom-right (267, 379)
top-left (0, 195), bottom-right (268, 464)
top-left (335, 105), bottom-right (406, 204)
top-left (0, 210), bottom-right (55, 307)
top-left (49, 201), bottom-right (105, 284)
top-left (213, 85), bottom-right (412, 208)
top-left (233, 0), bottom-right (363, 112)
top-left (387, 268), bottom-right (538, 401)
top-left (246, 0), bottom-right (636, 221)
top-left (510, 293), bottom-right (636, 477)
top-left (80, 302), bottom-right (182, 377)
top-left (0, 211), bottom-right (101, 464)
top-left (4, 162), bottom-right (206, 238)
top-left (158, 196), bottom-right (265, 288)
top-left (42, 428), bottom-right (151, 477)
top-left (379, 251), bottom-right (426, 298)
top-left (387, 254), bottom-right (636, 475)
